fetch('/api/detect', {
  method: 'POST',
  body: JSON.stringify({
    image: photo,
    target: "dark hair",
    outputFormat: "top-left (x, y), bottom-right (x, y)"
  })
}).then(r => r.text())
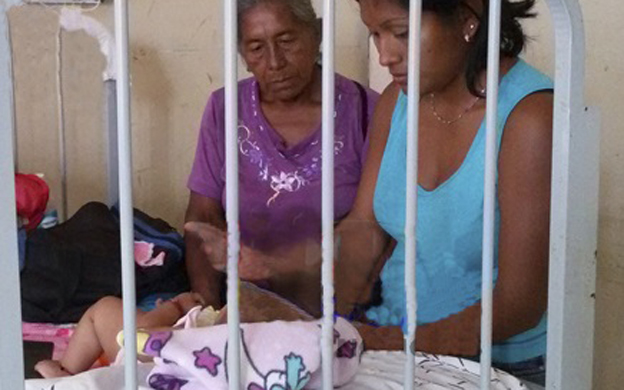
top-left (372, 0), bottom-right (536, 96)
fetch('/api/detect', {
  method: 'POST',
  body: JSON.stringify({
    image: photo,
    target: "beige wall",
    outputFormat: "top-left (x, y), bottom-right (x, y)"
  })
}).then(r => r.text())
top-left (524, 2), bottom-right (624, 389)
top-left (578, 1), bottom-right (624, 388)
top-left (9, 0), bottom-right (623, 388)
top-left (9, 1), bottom-right (369, 228)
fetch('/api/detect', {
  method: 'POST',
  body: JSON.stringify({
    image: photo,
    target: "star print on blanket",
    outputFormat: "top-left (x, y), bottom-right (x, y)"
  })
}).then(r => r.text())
top-left (139, 317), bottom-right (361, 390)
top-left (193, 347), bottom-right (222, 376)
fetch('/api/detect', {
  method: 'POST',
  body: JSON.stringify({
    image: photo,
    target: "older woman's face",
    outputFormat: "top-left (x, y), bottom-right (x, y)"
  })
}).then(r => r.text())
top-left (359, 0), bottom-right (470, 95)
top-left (239, 2), bottom-right (320, 102)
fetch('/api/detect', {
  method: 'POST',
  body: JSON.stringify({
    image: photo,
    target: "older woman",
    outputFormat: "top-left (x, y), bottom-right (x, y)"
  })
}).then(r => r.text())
top-left (185, 0), bottom-right (378, 316)
top-left (336, 0), bottom-right (552, 385)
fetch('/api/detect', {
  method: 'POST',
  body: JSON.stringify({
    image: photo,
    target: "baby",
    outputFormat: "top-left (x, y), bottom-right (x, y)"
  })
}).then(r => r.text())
top-left (35, 282), bottom-right (313, 379)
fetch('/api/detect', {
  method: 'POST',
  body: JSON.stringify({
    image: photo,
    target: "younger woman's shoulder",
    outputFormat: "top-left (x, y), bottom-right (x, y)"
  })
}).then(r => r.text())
top-left (373, 82), bottom-right (402, 122)
top-left (506, 91), bottom-right (554, 138)
top-left (500, 58), bottom-right (554, 140)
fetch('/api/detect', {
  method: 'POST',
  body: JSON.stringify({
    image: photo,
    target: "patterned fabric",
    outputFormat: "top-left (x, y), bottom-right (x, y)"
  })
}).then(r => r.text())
top-left (141, 318), bottom-right (362, 390)
top-left (24, 350), bottom-right (529, 390)
top-left (368, 59), bottom-right (553, 363)
top-left (22, 322), bottom-right (75, 361)
top-left (188, 73), bottom-right (378, 253)
top-left (344, 352), bottom-right (528, 390)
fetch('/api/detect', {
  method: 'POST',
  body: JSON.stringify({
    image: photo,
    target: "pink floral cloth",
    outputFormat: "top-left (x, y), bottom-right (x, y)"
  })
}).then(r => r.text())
top-left (134, 241), bottom-right (166, 267)
top-left (22, 322), bottom-right (75, 360)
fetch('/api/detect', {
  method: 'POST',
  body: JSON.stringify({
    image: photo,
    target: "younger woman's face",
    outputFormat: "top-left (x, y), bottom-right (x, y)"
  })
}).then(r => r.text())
top-left (359, 0), bottom-right (471, 95)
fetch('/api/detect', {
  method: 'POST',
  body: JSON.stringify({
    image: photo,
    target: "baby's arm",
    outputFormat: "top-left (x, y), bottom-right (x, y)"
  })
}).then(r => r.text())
top-left (137, 302), bottom-right (185, 328)
top-left (138, 292), bottom-right (205, 329)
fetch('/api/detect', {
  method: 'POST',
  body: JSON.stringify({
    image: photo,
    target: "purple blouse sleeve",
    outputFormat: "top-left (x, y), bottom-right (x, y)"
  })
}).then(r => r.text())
top-left (187, 92), bottom-right (225, 201)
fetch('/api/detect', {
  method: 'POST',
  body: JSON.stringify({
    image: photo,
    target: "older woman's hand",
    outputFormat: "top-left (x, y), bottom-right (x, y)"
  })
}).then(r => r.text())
top-left (184, 221), bottom-right (274, 281)
top-left (184, 221), bottom-right (228, 271)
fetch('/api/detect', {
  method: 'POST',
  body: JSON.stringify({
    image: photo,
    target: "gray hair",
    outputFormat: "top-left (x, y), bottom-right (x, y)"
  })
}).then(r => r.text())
top-left (237, 0), bottom-right (320, 42)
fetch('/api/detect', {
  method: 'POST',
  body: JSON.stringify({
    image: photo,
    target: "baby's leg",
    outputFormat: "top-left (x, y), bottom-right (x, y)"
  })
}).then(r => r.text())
top-left (34, 360), bottom-right (70, 379)
top-left (59, 296), bottom-right (126, 375)
top-left (35, 296), bottom-right (168, 378)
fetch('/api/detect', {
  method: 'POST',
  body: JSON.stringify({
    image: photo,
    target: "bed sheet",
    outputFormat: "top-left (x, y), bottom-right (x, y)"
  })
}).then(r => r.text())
top-left (25, 351), bottom-right (528, 390)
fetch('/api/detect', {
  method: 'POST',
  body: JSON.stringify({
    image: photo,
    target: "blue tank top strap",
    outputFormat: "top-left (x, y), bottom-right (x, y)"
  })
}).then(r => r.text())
top-left (495, 59), bottom-right (554, 147)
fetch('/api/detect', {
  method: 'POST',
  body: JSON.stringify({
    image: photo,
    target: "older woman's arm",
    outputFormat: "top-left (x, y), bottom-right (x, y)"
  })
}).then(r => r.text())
top-left (184, 192), bottom-right (227, 308)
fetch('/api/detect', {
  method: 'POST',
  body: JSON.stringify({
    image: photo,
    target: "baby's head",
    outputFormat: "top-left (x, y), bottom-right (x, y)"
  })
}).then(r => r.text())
top-left (215, 282), bottom-right (313, 325)
top-left (167, 292), bottom-right (206, 314)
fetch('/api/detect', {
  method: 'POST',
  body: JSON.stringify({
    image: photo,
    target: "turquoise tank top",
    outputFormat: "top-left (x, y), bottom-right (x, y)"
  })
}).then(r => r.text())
top-left (368, 59), bottom-right (553, 363)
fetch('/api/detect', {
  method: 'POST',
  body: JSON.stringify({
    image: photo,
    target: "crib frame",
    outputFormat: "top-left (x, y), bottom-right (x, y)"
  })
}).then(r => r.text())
top-left (0, 0), bottom-right (597, 389)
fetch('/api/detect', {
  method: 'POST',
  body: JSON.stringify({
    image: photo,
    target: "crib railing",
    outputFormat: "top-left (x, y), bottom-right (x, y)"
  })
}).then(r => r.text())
top-left (320, 1), bottom-right (336, 388)
top-left (0, 0), bottom-right (597, 389)
top-left (0, 2), bottom-right (25, 389)
top-left (113, 0), bottom-right (138, 388)
top-left (403, 2), bottom-right (422, 389)
top-left (543, 0), bottom-right (598, 388)
top-left (223, 0), bottom-right (242, 388)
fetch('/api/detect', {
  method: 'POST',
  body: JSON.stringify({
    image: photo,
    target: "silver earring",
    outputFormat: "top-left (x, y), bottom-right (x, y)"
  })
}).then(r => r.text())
top-left (464, 34), bottom-right (472, 43)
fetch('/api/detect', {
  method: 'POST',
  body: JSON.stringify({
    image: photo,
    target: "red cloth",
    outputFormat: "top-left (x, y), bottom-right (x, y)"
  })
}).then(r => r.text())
top-left (15, 173), bottom-right (49, 230)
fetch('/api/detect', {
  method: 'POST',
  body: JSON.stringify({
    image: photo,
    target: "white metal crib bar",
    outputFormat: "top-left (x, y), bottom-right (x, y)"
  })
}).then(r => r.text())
top-left (224, 0), bottom-right (242, 388)
top-left (320, 0), bottom-right (336, 389)
top-left (480, 0), bottom-right (503, 387)
top-left (403, 0), bottom-right (422, 389)
top-left (0, 1), bottom-right (25, 389)
top-left (543, 0), bottom-right (596, 389)
top-left (114, 0), bottom-right (139, 388)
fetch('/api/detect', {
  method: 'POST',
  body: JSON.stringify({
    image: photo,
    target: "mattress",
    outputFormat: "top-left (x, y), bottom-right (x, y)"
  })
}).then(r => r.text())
top-left (25, 351), bottom-right (527, 390)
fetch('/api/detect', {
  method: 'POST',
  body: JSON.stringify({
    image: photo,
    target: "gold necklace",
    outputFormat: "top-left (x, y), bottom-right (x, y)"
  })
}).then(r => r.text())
top-left (428, 93), bottom-right (481, 125)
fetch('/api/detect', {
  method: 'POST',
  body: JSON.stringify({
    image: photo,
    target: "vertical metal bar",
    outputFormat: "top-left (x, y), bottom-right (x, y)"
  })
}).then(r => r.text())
top-left (0, 2), bottom-right (26, 389)
top-left (321, 0), bottom-right (335, 389)
top-left (543, 1), bottom-right (595, 389)
top-left (480, 0), bottom-right (502, 388)
top-left (114, 0), bottom-right (138, 388)
top-left (56, 26), bottom-right (68, 221)
top-left (404, 0), bottom-right (422, 389)
top-left (224, 1), bottom-right (241, 389)
top-left (105, 80), bottom-right (119, 206)
top-left (7, 13), bottom-right (18, 172)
